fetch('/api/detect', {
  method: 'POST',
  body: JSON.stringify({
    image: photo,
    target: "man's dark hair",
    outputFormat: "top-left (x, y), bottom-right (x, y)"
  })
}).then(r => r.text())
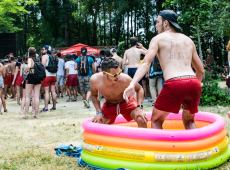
top-left (57, 52), bottom-right (61, 57)
top-left (18, 57), bottom-right (22, 62)
top-left (161, 17), bottom-right (176, 29)
top-left (130, 37), bottom-right (138, 47)
top-left (11, 57), bottom-right (15, 61)
top-left (100, 50), bottom-right (105, 56)
top-left (72, 54), bottom-right (77, 60)
top-left (101, 58), bottom-right (119, 72)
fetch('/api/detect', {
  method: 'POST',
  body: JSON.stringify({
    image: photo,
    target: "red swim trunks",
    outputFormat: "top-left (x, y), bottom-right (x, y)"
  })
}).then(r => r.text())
top-left (4, 75), bottom-right (10, 85)
top-left (15, 72), bottom-right (23, 86)
top-left (154, 76), bottom-right (201, 114)
top-left (42, 76), bottom-right (57, 87)
top-left (101, 98), bottom-right (138, 124)
top-left (10, 75), bottom-right (14, 86)
top-left (66, 74), bottom-right (78, 87)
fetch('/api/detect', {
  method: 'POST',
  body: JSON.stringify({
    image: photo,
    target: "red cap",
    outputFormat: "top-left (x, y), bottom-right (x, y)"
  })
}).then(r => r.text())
top-left (9, 53), bottom-right (13, 55)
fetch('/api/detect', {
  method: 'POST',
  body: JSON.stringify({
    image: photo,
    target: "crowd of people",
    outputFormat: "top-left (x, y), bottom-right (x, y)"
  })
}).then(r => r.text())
top-left (0, 39), bottom-right (160, 118)
top-left (1, 10), bottom-right (230, 130)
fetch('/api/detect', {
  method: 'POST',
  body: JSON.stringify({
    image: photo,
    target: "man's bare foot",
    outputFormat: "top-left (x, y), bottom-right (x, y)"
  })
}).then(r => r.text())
top-left (22, 116), bottom-right (28, 119)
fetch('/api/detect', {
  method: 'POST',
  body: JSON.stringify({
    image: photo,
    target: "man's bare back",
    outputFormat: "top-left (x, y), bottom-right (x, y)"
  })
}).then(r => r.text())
top-left (112, 55), bottom-right (123, 70)
top-left (9, 62), bottom-right (16, 75)
top-left (153, 32), bottom-right (196, 81)
top-left (123, 47), bottom-right (146, 68)
top-left (91, 72), bottom-right (131, 104)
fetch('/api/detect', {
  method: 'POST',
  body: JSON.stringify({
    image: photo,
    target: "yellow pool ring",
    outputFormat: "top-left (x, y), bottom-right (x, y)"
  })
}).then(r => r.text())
top-left (82, 137), bottom-right (229, 162)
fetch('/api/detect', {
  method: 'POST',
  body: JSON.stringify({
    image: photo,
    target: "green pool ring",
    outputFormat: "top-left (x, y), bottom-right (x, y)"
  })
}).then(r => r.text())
top-left (81, 147), bottom-right (230, 170)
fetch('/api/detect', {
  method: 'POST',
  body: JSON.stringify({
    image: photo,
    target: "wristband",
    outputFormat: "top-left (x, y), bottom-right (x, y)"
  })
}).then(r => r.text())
top-left (96, 111), bottom-right (102, 114)
top-left (137, 105), bottom-right (143, 109)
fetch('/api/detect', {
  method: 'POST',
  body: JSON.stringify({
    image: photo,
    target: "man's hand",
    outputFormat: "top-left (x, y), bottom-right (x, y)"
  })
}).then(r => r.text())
top-left (134, 108), bottom-right (148, 123)
top-left (92, 113), bottom-right (104, 123)
top-left (137, 42), bottom-right (143, 49)
top-left (123, 84), bottom-right (135, 102)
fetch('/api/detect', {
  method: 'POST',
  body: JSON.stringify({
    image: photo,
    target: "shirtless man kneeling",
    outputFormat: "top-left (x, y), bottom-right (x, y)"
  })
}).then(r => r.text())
top-left (91, 57), bottom-right (147, 127)
top-left (124, 10), bottom-right (205, 130)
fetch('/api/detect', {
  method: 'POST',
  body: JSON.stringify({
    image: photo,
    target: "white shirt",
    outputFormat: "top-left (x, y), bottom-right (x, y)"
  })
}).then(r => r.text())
top-left (57, 58), bottom-right (65, 75)
top-left (65, 61), bottom-right (78, 75)
top-left (46, 56), bottom-right (56, 77)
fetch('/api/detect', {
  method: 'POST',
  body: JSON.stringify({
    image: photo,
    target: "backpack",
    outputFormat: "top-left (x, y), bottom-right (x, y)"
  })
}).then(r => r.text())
top-left (153, 55), bottom-right (162, 71)
top-left (46, 55), bottom-right (59, 73)
top-left (78, 55), bottom-right (89, 76)
top-left (31, 58), bottom-right (46, 81)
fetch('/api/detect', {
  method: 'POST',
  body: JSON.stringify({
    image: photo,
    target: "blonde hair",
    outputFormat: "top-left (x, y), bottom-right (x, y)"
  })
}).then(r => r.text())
top-left (227, 41), bottom-right (230, 52)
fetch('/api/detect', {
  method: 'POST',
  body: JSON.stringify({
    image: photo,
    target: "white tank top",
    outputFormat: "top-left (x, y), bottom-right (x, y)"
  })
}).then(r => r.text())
top-left (46, 56), bottom-right (56, 77)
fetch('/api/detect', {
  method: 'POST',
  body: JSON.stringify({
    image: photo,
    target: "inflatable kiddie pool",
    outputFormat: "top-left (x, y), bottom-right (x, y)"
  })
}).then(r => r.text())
top-left (81, 111), bottom-right (230, 170)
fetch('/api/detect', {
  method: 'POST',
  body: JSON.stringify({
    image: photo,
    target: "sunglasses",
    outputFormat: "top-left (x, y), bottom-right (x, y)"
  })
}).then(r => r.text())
top-left (103, 69), bottom-right (122, 78)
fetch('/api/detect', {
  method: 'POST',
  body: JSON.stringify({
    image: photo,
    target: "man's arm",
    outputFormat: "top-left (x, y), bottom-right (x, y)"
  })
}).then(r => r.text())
top-left (191, 43), bottom-right (205, 82)
top-left (90, 75), bottom-right (103, 123)
top-left (91, 62), bottom-right (95, 74)
top-left (0, 63), bottom-right (4, 73)
top-left (122, 51), bottom-right (128, 66)
top-left (123, 37), bottom-right (158, 101)
top-left (134, 83), bottom-right (144, 105)
top-left (138, 43), bottom-right (148, 52)
top-left (42, 55), bottom-right (48, 68)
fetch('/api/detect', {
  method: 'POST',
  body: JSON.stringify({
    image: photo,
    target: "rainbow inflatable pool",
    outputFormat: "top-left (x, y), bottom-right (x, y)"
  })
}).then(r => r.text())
top-left (81, 111), bottom-right (230, 170)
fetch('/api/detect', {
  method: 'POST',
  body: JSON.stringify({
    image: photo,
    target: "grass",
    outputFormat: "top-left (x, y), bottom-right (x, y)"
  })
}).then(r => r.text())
top-left (1, 87), bottom-right (230, 169)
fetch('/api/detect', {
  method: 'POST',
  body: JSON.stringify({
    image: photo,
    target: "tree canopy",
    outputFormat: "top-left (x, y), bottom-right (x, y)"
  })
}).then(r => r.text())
top-left (0, 0), bottom-right (229, 65)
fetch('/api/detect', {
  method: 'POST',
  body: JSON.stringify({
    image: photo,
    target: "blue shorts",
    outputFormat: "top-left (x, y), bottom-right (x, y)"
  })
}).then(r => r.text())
top-left (128, 68), bottom-right (142, 86)
top-left (56, 75), bottom-right (64, 86)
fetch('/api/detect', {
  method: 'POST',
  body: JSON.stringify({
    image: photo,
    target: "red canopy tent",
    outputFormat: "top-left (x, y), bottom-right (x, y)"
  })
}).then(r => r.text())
top-left (55, 43), bottom-right (101, 57)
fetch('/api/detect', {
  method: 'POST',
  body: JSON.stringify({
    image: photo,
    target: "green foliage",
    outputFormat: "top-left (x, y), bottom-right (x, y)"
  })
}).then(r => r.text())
top-left (200, 79), bottom-right (230, 106)
top-left (0, 0), bottom-right (38, 32)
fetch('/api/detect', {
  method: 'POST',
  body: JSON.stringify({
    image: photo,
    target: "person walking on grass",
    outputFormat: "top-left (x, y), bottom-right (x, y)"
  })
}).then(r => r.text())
top-left (65, 54), bottom-right (78, 102)
top-left (23, 47), bottom-right (42, 119)
top-left (75, 47), bottom-right (95, 108)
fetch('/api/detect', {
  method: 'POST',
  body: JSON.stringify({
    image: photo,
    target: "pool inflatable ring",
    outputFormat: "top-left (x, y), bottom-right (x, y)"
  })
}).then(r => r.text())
top-left (81, 111), bottom-right (230, 169)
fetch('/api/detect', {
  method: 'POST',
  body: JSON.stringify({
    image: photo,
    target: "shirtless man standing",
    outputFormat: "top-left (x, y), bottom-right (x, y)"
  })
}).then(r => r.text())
top-left (91, 58), bottom-right (147, 127)
top-left (124, 10), bottom-right (205, 130)
top-left (8, 57), bottom-right (17, 100)
top-left (110, 48), bottom-right (123, 71)
top-left (123, 37), bottom-right (147, 85)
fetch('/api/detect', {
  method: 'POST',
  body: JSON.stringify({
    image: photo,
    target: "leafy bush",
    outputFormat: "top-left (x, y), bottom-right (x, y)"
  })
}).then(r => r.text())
top-left (199, 79), bottom-right (230, 106)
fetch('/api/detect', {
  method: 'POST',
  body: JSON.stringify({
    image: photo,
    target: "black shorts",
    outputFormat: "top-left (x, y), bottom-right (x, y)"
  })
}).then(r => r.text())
top-left (23, 81), bottom-right (26, 89)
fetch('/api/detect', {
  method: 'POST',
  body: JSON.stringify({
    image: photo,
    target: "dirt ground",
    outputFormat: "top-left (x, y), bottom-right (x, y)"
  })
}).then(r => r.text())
top-left (1, 87), bottom-right (230, 169)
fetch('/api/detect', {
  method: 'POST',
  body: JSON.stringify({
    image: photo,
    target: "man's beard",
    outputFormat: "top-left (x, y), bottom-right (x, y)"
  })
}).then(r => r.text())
top-left (42, 51), bottom-right (47, 55)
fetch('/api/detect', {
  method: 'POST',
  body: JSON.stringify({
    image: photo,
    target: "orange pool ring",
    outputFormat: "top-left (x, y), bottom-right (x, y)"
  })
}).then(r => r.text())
top-left (83, 128), bottom-right (227, 152)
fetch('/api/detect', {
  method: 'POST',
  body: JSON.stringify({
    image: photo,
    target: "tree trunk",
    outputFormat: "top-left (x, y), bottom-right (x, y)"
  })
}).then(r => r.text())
top-left (65, 16), bottom-right (70, 47)
top-left (131, 10), bottom-right (133, 36)
top-left (109, 9), bottom-right (112, 45)
top-left (93, 15), bottom-right (98, 46)
top-left (85, 17), bottom-right (90, 45)
top-left (103, 2), bottom-right (106, 46)
top-left (196, 17), bottom-right (205, 85)
top-left (99, 14), bottom-right (102, 46)
top-left (24, 13), bottom-right (27, 54)
top-left (134, 9), bottom-right (136, 36)
top-left (127, 12), bottom-right (129, 47)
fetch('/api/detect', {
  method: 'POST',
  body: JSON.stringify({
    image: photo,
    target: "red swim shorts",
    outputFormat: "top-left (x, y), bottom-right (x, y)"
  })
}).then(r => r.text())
top-left (66, 74), bottom-right (78, 87)
top-left (10, 75), bottom-right (14, 86)
top-left (42, 76), bottom-right (57, 87)
top-left (101, 98), bottom-right (138, 124)
top-left (154, 77), bottom-right (202, 114)
top-left (4, 75), bottom-right (10, 85)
